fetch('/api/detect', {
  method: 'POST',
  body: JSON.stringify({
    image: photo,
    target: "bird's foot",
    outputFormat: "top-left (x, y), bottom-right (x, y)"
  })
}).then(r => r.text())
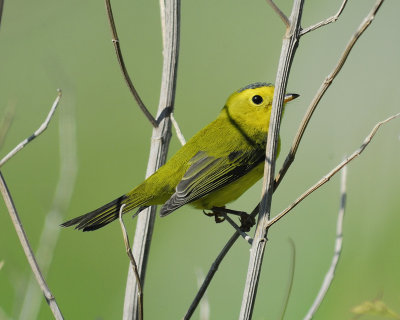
top-left (203, 210), bottom-right (225, 223)
top-left (210, 207), bottom-right (255, 232)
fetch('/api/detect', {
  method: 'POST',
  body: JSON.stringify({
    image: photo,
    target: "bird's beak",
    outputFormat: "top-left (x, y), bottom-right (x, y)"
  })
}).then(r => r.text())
top-left (284, 93), bottom-right (300, 103)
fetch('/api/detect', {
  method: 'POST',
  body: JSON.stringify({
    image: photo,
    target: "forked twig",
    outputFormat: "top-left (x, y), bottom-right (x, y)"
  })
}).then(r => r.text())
top-left (274, 0), bottom-right (385, 190)
top-left (304, 165), bottom-right (348, 320)
top-left (266, 0), bottom-right (290, 28)
top-left (239, 1), bottom-right (304, 317)
top-left (300, 0), bottom-right (349, 36)
top-left (268, 113), bottom-right (399, 228)
top-left (0, 90), bottom-right (62, 168)
top-left (119, 205), bottom-right (143, 320)
top-left (19, 96), bottom-right (78, 320)
top-left (187, 1), bottom-right (387, 316)
top-left (104, 0), bottom-right (158, 127)
top-left (0, 91), bottom-right (64, 319)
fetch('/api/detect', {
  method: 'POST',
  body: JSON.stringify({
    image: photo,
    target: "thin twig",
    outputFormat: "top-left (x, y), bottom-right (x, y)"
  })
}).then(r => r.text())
top-left (300, 0), bottom-right (349, 36)
top-left (171, 113), bottom-right (186, 145)
top-left (239, 1), bottom-right (304, 318)
top-left (119, 205), bottom-right (143, 320)
top-left (223, 214), bottom-right (253, 245)
top-left (268, 113), bottom-right (399, 228)
top-left (0, 91), bottom-right (64, 319)
top-left (304, 165), bottom-right (348, 320)
top-left (104, 0), bottom-right (158, 128)
top-left (187, 1), bottom-right (387, 317)
top-left (274, 0), bottom-right (385, 190)
top-left (184, 232), bottom-right (240, 319)
top-left (19, 96), bottom-right (78, 320)
top-left (123, 1), bottom-right (180, 319)
top-left (0, 172), bottom-right (64, 319)
top-left (280, 238), bottom-right (296, 320)
top-left (0, 90), bottom-right (62, 168)
top-left (266, 0), bottom-right (290, 28)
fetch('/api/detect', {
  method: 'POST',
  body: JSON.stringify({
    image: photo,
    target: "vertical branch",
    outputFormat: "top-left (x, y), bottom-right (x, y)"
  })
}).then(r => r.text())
top-left (239, 1), bottom-right (304, 319)
top-left (123, 0), bottom-right (180, 319)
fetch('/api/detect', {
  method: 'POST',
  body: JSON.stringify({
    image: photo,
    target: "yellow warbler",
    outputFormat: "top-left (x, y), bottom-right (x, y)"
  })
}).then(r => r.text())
top-left (62, 83), bottom-right (298, 231)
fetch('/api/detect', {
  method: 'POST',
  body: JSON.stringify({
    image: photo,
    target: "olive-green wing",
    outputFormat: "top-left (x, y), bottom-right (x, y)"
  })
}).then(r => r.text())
top-left (159, 149), bottom-right (264, 216)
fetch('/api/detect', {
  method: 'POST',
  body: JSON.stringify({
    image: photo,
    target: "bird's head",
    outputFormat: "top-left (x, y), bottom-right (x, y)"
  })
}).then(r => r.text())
top-left (222, 82), bottom-right (299, 132)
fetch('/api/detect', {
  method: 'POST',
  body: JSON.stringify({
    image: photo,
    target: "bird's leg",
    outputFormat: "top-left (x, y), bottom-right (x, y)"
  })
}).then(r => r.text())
top-left (209, 207), bottom-right (256, 232)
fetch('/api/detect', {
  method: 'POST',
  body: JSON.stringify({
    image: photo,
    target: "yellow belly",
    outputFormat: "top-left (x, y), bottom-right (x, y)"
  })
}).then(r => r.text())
top-left (190, 161), bottom-right (265, 210)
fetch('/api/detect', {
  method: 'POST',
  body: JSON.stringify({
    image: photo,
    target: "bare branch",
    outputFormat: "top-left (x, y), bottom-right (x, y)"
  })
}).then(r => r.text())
top-left (19, 97), bottom-right (78, 320)
top-left (222, 214), bottom-right (253, 245)
top-left (274, 0), bottom-right (386, 189)
top-left (171, 113), bottom-right (186, 145)
top-left (266, 0), bottom-right (290, 28)
top-left (239, 1), bottom-right (304, 318)
top-left (104, 0), bottom-right (158, 128)
top-left (119, 205), bottom-right (143, 320)
top-left (0, 90), bottom-right (62, 168)
top-left (123, 1), bottom-right (180, 318)
top-left (0, 172), bottom-right (64, 319)
top-left (184, 232), bottom-right (240, 319)
top-left (189, 1), bottom-right (387, 317)
top-left (300, 0), bottom-right (349, 36)
top-left (268, 113), bottom-right (399, 228)
top-left (304, 165), bottom-right (348, 320)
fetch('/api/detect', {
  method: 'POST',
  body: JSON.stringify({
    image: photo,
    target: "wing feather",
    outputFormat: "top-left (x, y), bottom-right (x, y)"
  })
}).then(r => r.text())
top-left (159, 149), bottom-right (264, 216)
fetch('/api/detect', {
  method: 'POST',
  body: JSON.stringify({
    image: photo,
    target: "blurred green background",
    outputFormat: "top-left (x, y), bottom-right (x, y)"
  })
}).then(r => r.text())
top-left (0, 0), bottom-right (399, 319)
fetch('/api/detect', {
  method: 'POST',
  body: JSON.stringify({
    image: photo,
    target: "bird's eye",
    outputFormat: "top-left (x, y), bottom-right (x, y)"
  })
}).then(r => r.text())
top-left (252, 95), bottom-right (263, 105)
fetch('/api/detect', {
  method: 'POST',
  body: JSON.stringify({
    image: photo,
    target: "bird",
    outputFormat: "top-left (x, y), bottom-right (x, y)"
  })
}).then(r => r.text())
top-left (61, 82), bottom-right (299, 231)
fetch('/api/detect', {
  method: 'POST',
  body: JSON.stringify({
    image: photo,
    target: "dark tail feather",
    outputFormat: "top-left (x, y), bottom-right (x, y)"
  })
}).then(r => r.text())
top-left (61, 195), bottom-right (132, 231)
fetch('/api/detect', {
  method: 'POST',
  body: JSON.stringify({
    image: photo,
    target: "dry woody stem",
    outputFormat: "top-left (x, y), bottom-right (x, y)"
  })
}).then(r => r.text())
top-left (123, 1), bottom-right (180, 319)
top-left (268, 113), bottom-right (399, 228)
top-left (19, 96), bottom-right (78, 320)
top-left (0, 90), bottom-right (62, 168)
top-left (186, 0), bottom-right (386, 317)
top-left (300, 0), bottom-right (349, 36)
top-left (239, 1), bottom-right (304, 318)
top-left (105, 0), bottom-right (158, 127)
top-left (0, 90), bottom-right (64, 319)
top-left (119, 205), bottom-right (143, 320)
